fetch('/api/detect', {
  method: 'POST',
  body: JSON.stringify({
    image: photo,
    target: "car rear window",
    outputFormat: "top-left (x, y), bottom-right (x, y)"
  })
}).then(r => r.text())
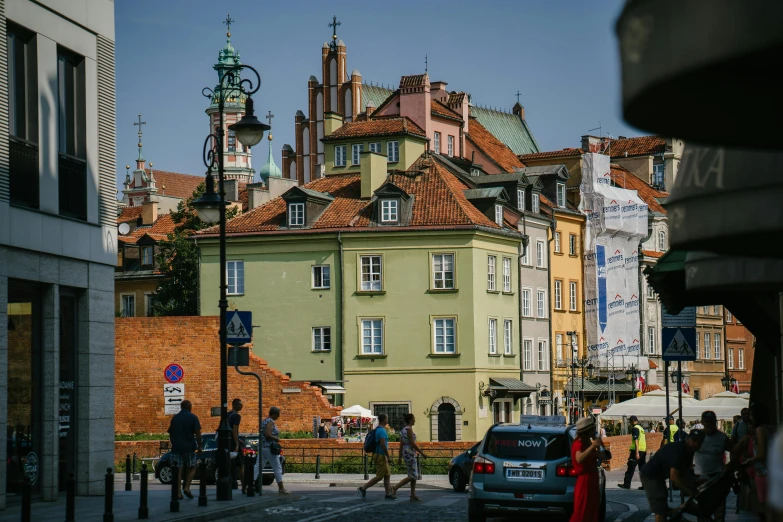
top-left (483, 431), bottom-right (571, 461)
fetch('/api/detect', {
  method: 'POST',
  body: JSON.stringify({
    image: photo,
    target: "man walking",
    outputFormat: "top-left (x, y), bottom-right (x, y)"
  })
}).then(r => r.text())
top-left (167, 400), bottom-right (202, 499)
top-left (228, 398), bottom-right (246, 493)
top-left (694, 411), bottom-right (734, 521)
top-left (661, 416), bottom-right (680, 448)
top-left (619, 415), bottom-right (647, 490)
top-left (357, 413), bottom-right (395, 500)
top-left (731, 408), bottom-right (749, 445)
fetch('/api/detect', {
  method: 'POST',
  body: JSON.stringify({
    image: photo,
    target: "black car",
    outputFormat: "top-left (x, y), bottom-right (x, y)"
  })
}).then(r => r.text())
top-left (155, 433), bottom-right (284, 486)
top-left (448, 442), bottom-right (480, 492)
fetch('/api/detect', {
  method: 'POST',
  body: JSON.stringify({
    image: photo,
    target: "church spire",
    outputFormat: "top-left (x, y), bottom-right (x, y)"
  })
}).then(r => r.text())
top-left (134, 114), bottom-right (146, 163)
top-left (258, 110), bottom-right (281, 184)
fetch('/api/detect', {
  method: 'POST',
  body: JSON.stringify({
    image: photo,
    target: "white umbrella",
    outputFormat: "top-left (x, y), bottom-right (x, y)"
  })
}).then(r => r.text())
top-left (682, 391), bottom-right (749, 421)
top-left (340, 405), bottom-right (375, 418)
top-left (600, 390), bottom-right (699, 422)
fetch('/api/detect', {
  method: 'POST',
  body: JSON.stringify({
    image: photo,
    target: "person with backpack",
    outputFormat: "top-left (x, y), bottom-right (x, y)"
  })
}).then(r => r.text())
top-left (358, 413), bottom-right (395, 500)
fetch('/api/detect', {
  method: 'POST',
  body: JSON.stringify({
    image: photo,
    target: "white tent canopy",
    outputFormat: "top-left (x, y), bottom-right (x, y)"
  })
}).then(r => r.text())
top-left (600, 390), bottom-right (699, 421)
top-left (681, 391), bottom-right (749, 421)
top-left (340, 405), bottom-right (376, 418)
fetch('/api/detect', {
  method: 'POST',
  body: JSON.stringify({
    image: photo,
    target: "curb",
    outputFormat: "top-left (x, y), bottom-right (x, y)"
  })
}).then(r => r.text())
top-left (163, 494), bottom-right (299, 522)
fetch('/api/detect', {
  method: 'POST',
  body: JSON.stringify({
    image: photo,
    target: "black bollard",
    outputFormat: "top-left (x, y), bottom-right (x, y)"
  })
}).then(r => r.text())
top-left (245, 455), bottom-right (255, 497)
top-left (198, 461), bottom-right (208, 507)
top-left (363, 454), bottom-right (369, 480)
top-left (315, 455), bottom-right (321, 479)
top-left (170, 463), bottom-right (180, 512)
top-left (21, 476), bottom-right (31, 522)
top-left (65, 472), bottom-right (76, 522)
top-left (138, 464), bottom-right (149, 519)
top-left (103, 467), bottom-right (114, 522)
top-left (125, 454), bottom-right (132, 491)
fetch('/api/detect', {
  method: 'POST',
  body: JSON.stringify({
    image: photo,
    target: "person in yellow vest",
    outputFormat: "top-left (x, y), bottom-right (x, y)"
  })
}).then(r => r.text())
top-left (618, 415), bottom-right (647, 490)
top-left (661, 415), bottom-right (679, 448)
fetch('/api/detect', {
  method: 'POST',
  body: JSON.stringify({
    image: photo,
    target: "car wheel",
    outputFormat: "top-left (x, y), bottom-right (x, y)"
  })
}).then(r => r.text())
top-left (261, 475), bottom-right (274, 486)
top-left (451, 469), bottom-right (467, 493)
top-left (599, 488), bottom-right (607, 521)
top-left (468, 500), bottom-right (486, 522)
top-left (158, 465), bottom-right (173, 485)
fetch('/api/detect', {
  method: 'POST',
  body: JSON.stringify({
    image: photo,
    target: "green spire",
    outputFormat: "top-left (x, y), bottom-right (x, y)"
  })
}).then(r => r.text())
top-left (210, 14), bottom-right (245, 110)
top-left (259, 111), bottom-right (281, 183)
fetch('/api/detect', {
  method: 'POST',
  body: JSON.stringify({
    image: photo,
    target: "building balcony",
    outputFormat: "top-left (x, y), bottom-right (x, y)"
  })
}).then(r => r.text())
top-left (9, 136), bottom-right (39, 209)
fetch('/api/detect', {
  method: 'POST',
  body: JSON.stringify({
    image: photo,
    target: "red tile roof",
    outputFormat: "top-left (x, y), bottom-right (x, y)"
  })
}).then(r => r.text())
top-left (608, 136), bottom-right (666, 158)
top-left (323, 117), bottom-right (426, 141)
top-left (519, 148), bottom-right (583, 161)
top-left (641, 249), bottom-right (665, 258)
top-left (466, 119), bottom-right (525, 172)
top-left (149, 171), bottom-right (203, 200)
top-left (431, 100), bottom-right (463, 121)
top-left (117, 214), bottom-right (178, 245)
top-left (609, 164), bottom-right (668, 214)
top-left (198, 155), bottom-right (509, 236)
top-left (117, 206), bottom-right (143, 223)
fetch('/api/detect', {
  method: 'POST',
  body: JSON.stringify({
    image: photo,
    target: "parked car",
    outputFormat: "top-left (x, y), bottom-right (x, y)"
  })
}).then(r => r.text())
top-left (448, 442), bottom-right (480, 492)
top-left (155, 433), bottom-right (284, 486)
top-left (468, 416), bottom-right (606, 522)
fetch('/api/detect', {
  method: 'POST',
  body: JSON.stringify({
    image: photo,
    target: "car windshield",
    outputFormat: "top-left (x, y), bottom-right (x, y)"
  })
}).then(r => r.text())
top-left (483, 431), bottom-right (571, 461)
top-left (202, 436), bottom-right (217, 451)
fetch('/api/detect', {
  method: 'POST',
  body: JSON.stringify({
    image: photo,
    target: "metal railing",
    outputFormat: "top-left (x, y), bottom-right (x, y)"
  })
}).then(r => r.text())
top-left (281, 446), bottom-right (464, 475)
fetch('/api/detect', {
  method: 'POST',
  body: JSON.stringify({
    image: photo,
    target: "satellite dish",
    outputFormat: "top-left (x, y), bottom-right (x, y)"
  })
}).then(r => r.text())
top-left (118, 223), bottom-right (130, 235)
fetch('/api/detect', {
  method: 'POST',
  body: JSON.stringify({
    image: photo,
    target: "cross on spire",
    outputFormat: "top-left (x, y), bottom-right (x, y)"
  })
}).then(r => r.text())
top-left (266, 110), bottom-right (274, 127)
top-left (134, 114), bottom-right (146, 160)
top-left (425, 54), bottom-right (428, 73)
top-left (223, 13), bottom-right (234, 36)
top-left (328, 15), bottom-right (341, 50)
top-left (515, 90), bottom-right (521, 104)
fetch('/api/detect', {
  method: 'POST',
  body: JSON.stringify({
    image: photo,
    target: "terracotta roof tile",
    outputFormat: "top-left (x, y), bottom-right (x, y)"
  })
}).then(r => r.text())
top-left (466, 120), bottom-right (525, 172)
top-left (641, 249), bottom-right (665, 258)
top-left (399, 74), bottom-right (427, 87)
top-left (117, 206), bottom-right (143, 223)
top-left (150, 171), bottom-right (204, 200)
top-left (447, 92), bottom-right (466, 106)
top-left (519, 148), bottom-right (583, 161)
top-left (198, 155), bottom-right (508, 236)
top-left (431, 100), bottom-right (462, 121)
top-left (608, 136), bottom-right (666, 158)
top-left (609, 164), bottom-right (668, 214)
top-left (323, 117), bottom-right (426, 141)
top-left (117, 214), bottom-right (178, 245)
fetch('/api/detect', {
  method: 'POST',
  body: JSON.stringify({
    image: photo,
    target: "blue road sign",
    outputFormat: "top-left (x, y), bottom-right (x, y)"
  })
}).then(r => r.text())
top-left (662, 327), bottom-right (697, 361)
top-left (226, 311), bottom-right (252, 345)
top-left (164, 364), bottom-right (184, 383)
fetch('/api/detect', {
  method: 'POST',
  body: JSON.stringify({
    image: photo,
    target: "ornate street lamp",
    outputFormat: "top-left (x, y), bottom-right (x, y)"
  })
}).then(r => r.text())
top-left (192, 63), bottom-right (270, 501)
top-left (721, 372), bottom-right (738, 392)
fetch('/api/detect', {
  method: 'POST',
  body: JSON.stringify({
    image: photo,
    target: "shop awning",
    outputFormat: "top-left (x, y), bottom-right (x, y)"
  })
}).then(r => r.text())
top-left (489, 378), bottom-right (536, 395)
top-left (564, 378), bottom-right (635, 395)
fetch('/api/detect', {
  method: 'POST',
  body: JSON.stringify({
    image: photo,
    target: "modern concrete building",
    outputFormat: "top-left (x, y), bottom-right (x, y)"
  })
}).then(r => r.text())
top-left (1, 0), bottom-right (116, 507)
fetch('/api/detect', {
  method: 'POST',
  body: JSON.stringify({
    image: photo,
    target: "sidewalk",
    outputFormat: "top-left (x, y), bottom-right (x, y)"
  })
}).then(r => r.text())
top-left (0, 486), bottom-right (296, 522)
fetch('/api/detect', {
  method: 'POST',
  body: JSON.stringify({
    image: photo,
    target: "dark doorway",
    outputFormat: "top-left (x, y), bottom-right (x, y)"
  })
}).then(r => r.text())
top-left (58, 294), bottom-right (78, 491)
top-left (437, 403), bottom-right (456, 442)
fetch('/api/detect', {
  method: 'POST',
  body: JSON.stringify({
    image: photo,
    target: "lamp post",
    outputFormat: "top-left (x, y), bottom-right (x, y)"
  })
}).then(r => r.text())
top-left (671, 366), bottom-right (685, 432)
top-left (625, 364), bottom-right (641, 396)
top-left (721, 371), bottom-right (738, 392)
top-left (571, 359), bottom-right (594, 421)
top-left (192, 64), bottom-right (270, 501)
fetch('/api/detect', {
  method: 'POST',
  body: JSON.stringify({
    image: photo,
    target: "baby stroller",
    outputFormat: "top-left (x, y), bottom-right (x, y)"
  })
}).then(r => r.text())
top-left (668, 468), bottom-right (737, 521)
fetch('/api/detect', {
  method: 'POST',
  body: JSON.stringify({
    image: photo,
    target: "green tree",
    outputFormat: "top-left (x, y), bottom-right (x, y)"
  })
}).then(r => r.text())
top-left (151, 183), bottom-right (239, 316)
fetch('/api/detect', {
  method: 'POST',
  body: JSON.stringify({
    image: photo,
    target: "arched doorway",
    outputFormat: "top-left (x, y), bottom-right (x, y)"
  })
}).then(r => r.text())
top-left (437, 403), bottom-right (456, 442)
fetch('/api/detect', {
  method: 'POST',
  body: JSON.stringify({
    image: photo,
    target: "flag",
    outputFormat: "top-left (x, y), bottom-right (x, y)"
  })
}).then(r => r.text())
top-left (731, 381), bottom-right (740, 394)
top-left (636, 375), bottom-right (645, 392)
top-left (682, 381), bottom-right (691, 394)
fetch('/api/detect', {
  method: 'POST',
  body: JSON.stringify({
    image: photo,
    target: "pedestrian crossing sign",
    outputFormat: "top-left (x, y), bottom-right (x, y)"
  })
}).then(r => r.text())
top-left (662, 327), bottom-right (696, 361)
top-left (226, 311), bottom-right (252, 344)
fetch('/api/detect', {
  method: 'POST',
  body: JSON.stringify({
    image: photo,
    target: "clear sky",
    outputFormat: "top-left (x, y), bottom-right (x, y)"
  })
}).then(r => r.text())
top-left (115, 0), bottom-right (641, 190)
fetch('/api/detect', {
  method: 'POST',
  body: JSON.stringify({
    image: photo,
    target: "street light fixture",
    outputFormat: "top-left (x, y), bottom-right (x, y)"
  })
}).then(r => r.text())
top-left (721, 371), bottom-right (738, 392)
top-left (192, 63), bottom-right (270, 501)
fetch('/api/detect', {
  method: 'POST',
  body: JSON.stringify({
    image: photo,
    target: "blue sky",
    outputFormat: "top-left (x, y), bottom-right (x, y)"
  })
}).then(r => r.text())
top-left (115, 0), bottom-right (640, 190)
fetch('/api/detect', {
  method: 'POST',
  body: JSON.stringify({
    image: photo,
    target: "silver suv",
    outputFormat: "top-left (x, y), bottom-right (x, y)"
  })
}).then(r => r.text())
top-left (468, 415), bottom-right (606, 521)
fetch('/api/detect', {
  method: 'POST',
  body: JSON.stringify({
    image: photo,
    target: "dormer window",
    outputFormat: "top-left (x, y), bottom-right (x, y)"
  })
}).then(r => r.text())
top-left (141, 246), bottom-right (154, 266)
top-left (381, 199), bottom-right (398, 223)
top-left (494, 204), bottom-right (504, 226)
top-left (289, 202), bottom-right (305, 226)
top-left (517, 189), bottom-right (525, 211)
top-left (532, 193), bottom-right (540, 213)
top-left (556, 183), bottom-right (566, 208)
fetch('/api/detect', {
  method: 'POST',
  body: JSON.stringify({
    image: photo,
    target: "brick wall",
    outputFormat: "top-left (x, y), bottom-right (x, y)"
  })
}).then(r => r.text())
top-left (602, 432), bottom-right (663, 470)
top-left (115, 317), bottom-right (340, 435)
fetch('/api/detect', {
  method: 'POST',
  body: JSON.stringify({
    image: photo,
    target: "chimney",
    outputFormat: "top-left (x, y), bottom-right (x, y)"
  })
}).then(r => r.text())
top-left (224, 179), bottom-right (239, 202)
top-left (141, 200), bottom-right (157, 226)
top-left (580, 135), bottom-right (607, 154)
top-left (399, 73), bottom-right (431, 138)
top-left (430, 81), bottom-right (448, 102)
top-left (365, 101), bottom-right (376, 118)
top-left (360, 151), bottom-right (386, 199)
top-left (512, 102), bottom-right (525, 121)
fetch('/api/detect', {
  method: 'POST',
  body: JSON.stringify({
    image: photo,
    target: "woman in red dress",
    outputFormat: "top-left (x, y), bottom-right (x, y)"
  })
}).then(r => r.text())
top-left (571, 417), bottom-right (602, 522)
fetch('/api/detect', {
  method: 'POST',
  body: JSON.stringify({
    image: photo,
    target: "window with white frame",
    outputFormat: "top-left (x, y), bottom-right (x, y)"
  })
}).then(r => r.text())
top-left (521, 243), bottom-right (530, 265)
top-left (569, 234), bottom-right (577, 256)
top-left (121, 294), bottom-right (135, 317)
top-left (447, 135), bottom-right (454, 157)
top-left (381, 199), bottom-right (398, 223)
top-left (726, 310), bottom-right (732, 322)
top-left (360, 255), bottom-right (382, 291)
top-left (352, 143), bottom-right (364, 165)
top-left (144, 293), bottom-right (155, 317)
top-left (335, 145), bottom-right (347, 166)
top-left (432, 253), bottom-right (455, 289)
top-left (503, 320), bottom-right (512, 355)
top-left (648, 326), bottom-right (656, 354)
top-left (289, 202), bottom-right (305, 226)
top-left (227, 260), bottom-right (244, 295)
top-left (537, 340), bottom-right (547, 370)
top-left (556, 183), bottom-right (566, 207)
top-left (517, 189), bottom-right (525, 211)
top-left (647, 284), bottom-right (655, 299)
top-left (532, 193), bottom-right (540, 213)
top-left (653, 163), bottom-right (665, 187)
top-left (523, 339), bottom-right (532, 370)
top-left (695, 334), bottom-right (700, 359)
top-left (313, 327), bottom-right (331, 351)
top-left (522, 289), bottom-right (532, 317)
top-left (489, 318), bottom-right (498, 354)
top-left (433, 318), bottom-right (456, 353)
top-left (369, 142), bottom-right (381, 153)
top-left (494, 204), bottom-right (504, 226)
top-left (503, 257), bottom-right (511, 292)
top-left (738, 348), bottom-right (744, 369)
top-left (312, 265), bottom-right (331, 289)
top-left (556, 333), bottom-right (563, 364)
top-left (704, 333), bottom-right (711, 359)
top-left (536, 240), bottom-right (545, 268)
top-left (658, 230), bottom-right (666, 251)
top-left (728, 347), bottom-right (734, 369)
top-left (554, 232), bottom-right (561, 253)
top-left (713, 305), bottom-right (719, 315)
top-left (141, 246), bottom-right (154, 266)
top-left (714, 333), bottom-right (721, 360)
top-left (554, 280), bottom-right (562, 310)
top-left (569, 281), bottom-right (578, 311)
top-left (537, 290), bottom-right (546, 318)
top-left (433, 131), bottom-right (441, 154)
top-left (487, 255), bottom-right (496, 291)
top-left (387, 141), bottom-right (399, 162)
top-left (361, 319), bottom-right (383, 354)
